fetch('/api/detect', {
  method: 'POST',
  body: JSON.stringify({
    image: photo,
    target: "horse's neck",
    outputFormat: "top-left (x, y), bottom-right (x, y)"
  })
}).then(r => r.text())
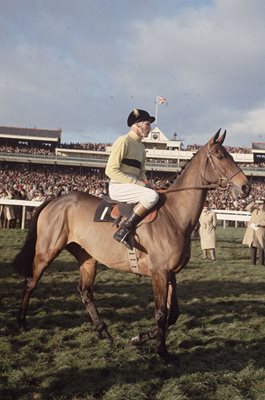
top-left (166, 154), bottom-right (207, 231)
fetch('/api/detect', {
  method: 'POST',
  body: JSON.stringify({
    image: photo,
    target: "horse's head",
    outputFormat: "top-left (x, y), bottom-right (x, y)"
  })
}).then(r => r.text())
top-left (203, 129), bottom-right (251, 199)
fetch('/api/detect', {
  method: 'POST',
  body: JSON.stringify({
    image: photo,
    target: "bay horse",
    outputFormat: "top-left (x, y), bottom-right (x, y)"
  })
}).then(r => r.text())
top-left (13, 129), bottom-right (250, 365)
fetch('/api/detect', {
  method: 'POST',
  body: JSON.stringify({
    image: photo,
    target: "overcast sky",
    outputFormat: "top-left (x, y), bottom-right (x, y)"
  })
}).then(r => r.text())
top-left (1, 0), bottom-right (265, 147)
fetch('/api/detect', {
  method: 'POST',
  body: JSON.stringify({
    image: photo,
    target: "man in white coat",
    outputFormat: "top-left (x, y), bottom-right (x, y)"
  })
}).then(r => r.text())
top-left (243, 199), bottom-right (265, 265)
top-left (199, 200), bottom-right (217, 260)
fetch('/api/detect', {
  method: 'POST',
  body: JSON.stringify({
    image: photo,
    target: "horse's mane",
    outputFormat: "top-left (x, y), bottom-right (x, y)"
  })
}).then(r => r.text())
top-left (167, 147), bottom-right (203, 190)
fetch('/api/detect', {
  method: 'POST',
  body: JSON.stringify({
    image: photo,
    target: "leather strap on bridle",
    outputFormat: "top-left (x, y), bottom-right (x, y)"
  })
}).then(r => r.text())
top-left (205, 143), bottom-right (242, 191)
top-left (164, 143), bottom-right (242, 194)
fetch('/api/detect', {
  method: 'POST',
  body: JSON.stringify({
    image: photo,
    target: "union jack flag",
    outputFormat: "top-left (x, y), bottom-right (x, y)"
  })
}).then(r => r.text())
top-left (156, 96), bottom-right (167, 105)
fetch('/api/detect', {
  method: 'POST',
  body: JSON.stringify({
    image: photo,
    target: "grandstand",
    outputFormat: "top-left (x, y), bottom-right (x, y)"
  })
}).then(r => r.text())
top-left (0, 124), bottom-right (264, 177)
top-left (0, 126), bottom-right (61, 150)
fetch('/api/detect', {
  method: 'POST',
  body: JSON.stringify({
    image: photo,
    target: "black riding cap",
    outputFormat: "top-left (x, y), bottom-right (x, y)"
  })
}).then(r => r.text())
top-left (127, 108), bottom-right (156, 127)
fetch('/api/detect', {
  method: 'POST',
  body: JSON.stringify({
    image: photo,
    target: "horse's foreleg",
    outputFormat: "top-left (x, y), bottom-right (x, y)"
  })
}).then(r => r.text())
top-left (78, 258), bottom-right (112, 341)
top-left (131, 273), bottom-right (179, 347)
top-left (151, 271), bottom-right (179, 366)
top-left (167, 272), bottom-right (179, 328)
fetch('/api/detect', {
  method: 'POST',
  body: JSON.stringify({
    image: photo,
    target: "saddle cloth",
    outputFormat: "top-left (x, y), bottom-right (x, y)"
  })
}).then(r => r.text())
top-left (94, 195), bottom-right (157, 225)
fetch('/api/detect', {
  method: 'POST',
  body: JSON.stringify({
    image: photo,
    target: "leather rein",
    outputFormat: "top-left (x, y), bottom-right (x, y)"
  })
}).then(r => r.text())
top-left (165, 143), bottom-right (242, 194)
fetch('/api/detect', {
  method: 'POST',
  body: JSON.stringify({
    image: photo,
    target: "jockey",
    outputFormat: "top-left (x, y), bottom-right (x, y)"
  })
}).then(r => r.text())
top-left (105, 108), bottom-right (159, 250)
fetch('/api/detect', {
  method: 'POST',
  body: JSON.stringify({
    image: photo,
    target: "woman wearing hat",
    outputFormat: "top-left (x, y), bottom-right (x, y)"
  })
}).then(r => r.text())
top-left (199, 200), bottom-right (217, 260)
top-left (243, 198), bottom-right (265, 265)
top-left (105, 108), bottom-right (159, 249)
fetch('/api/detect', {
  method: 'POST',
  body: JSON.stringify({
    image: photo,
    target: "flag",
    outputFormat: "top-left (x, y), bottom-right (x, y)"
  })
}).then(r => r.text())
top-left (156, 96), bottom-right (167, 105)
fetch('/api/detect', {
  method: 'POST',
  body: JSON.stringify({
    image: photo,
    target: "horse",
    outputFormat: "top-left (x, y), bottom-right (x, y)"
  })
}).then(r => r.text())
top-left (13, 129), bottom-right (250, 365)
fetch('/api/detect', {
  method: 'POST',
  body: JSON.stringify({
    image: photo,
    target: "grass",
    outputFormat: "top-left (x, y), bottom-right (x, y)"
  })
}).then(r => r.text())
top-left (1, 226), bottom-right (265, 399)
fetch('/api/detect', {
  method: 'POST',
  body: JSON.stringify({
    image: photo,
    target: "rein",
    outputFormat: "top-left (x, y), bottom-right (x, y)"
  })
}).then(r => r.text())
top-left (164, 184), bottom-right (217, 194)
top-left (164, 143), bottom-right (242, 195)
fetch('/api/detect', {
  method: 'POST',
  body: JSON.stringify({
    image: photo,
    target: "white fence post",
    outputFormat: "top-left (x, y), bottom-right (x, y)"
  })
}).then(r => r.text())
top-left (0, 199), bottom-right (42, 230)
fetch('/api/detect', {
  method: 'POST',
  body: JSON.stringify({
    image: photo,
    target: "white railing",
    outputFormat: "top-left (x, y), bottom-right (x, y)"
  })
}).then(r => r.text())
top-left (0, 199), bottom-right (42, 229)
top-left (0, 199), bottom-right (252, 230)
top-left (213, 209), bottom-right (251, 227)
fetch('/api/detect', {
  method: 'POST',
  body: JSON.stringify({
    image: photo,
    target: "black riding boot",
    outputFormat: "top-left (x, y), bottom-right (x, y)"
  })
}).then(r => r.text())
top-left (250, 247), bottom-right (257, 265)
top-left (113, 204), bottom-right (148, 250)
top-left (259, 250), bottom-right (265, 266)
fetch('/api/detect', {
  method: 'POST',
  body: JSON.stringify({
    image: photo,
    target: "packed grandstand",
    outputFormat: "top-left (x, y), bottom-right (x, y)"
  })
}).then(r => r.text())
top-left (0, 125), bottom-right (264, 228)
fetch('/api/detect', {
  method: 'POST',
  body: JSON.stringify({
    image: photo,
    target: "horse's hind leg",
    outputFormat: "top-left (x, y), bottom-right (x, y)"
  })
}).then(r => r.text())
top-left (79, 259), bottom-right (112, 340)
top-left (67, 243), bottom-right (112, 340)
top-left (17, 251), bottom-right (57, 330)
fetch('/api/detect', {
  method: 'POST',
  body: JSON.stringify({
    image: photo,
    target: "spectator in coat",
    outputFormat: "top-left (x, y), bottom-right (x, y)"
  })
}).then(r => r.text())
top-left (199, 200), bottom-right (217, 260)
top-left (242, 198), bottom-right (265, 265)
top-left (0, 189), bottom-right (15, 228)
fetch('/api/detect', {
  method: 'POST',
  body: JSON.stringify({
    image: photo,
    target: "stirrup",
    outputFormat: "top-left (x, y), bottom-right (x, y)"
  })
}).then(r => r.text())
top-left (113, 231), bottom-right (133, 250)
top-left (120, 237), bottom-right (133, 250)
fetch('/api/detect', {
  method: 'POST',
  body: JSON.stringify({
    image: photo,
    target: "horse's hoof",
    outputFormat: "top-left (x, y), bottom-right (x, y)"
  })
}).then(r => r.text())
top-left (98, 330), bottom-right (113, 342)
top-left (131, 335), bottom-right (141, 346)
top-left (17, 321), bottom-right (28, 333)
top-left (165, 356), bottom-right (180, 368)
top-left (159, 352), bottom-right (180, 367)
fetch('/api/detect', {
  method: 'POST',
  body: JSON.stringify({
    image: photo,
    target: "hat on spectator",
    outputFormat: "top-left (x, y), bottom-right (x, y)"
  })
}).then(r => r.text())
top-left (256, 198), bottom-right (265, 204)
top-left (127, 108), bottom-right (155, 127)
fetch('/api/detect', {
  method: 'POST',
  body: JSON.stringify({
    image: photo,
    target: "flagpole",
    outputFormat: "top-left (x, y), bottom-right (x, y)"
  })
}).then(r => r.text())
top-left (155, 96), bottom-right (158, 126)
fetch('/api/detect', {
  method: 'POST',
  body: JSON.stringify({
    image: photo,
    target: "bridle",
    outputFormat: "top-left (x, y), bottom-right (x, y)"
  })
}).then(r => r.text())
top-left (165, 142), bottom-right (242, 194)
top-left (203, 142), bottom-right (242, 191)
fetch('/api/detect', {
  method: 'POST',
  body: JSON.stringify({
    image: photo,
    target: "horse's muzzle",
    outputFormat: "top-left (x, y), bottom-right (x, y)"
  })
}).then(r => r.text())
top-left (232, 182), bottom-right (251, 199)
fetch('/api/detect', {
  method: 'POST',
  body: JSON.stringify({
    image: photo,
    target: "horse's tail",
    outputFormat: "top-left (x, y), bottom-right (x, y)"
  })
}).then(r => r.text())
top-left (13, 199), bottom-right (52, 277)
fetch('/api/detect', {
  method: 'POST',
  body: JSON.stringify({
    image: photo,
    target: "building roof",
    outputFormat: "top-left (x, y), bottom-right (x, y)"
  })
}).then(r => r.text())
top-left (143, 126), bottom-right (182, 148)
top-left (252, 142), bottom-right (265, 151)
top-left (0, 126), bottom-right (62, 141)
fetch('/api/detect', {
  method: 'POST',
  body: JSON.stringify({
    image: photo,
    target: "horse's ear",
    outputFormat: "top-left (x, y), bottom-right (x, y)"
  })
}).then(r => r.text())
top-left (209, 128), bottom-right (221, 145)
top-left (217, 129), bottom-right (226, 145)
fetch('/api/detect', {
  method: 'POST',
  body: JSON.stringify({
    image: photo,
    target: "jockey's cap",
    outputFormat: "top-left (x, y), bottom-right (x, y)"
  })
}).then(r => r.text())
top-left (127, 108), bottom-right (155, 127)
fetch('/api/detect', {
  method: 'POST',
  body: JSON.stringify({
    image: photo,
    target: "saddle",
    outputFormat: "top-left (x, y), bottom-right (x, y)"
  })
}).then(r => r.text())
top-left (94, 195), bottom-right (158, 226)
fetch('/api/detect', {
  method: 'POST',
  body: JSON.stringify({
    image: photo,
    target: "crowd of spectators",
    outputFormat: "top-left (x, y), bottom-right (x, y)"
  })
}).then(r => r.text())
top-left (182, 144), bottom-right (251, 153)
top-left (239, 162), bottom-right (265, 168)
top-left (0, 145), bottom-right (54, 156)
top-left (0, 164), bottom-right (108, 228)
top-left (0, 142), bottom-right (254, 156)
top-left (0, 161), bottom-right (264, 229)
top-left (0, 142), bottom-right (111, 156)
top-left (59, 142), bottom-right (111, 151)
top-left (0, 165), bottom-right (108, 200)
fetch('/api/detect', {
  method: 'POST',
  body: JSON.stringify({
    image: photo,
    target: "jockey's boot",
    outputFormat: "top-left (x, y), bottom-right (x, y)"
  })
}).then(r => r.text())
top-left (202, 250), bottom-right (207, 259)
top-left (250, 246), bottom-right (257, 265)
top-left (209, 249), bottom-right (216, 261)
top-left (259, 250), bottom-right (265, 266)
top-left (113, 204), bottom-right (147, 250)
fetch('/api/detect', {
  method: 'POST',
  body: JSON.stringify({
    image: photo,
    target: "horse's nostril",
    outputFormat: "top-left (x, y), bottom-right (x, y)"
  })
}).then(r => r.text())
top-left (242, 184), bottom-right (250, 195)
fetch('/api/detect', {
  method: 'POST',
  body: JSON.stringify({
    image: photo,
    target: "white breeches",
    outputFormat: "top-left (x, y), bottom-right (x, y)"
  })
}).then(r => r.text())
top-left (109, 182), bottom-right (159, 210)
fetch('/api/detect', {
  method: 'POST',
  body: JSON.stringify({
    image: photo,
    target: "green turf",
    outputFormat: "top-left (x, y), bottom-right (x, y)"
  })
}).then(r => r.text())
top-left (1, 227), bottom-right (265, 400)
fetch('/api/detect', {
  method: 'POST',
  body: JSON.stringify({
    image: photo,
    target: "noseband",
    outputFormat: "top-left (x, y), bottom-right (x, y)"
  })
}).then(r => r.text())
top-left (205, 143), bottom-right (242, 191)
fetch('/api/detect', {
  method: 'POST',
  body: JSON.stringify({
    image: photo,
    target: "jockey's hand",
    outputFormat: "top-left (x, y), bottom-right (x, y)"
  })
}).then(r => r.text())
top-left (144, 181), bottom-right (157, 190)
